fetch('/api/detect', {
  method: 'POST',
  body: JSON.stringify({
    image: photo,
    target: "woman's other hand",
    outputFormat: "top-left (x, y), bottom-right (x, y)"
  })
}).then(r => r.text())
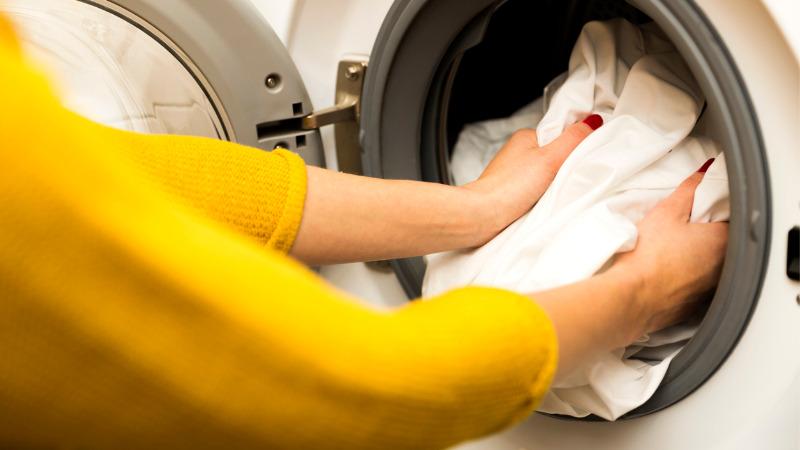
top-left (533, 162), bottom-right (727, 377)
top-left (611, 161), bottom-right (728, 339)
top-left (464, 115), bottom-right (603, 235)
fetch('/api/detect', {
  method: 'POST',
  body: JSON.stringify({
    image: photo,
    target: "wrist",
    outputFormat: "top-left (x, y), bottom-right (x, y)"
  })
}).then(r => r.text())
top-left (597, 266), bottom-right (651, 346)
top-left (457, 183), bottom-right (507, 247)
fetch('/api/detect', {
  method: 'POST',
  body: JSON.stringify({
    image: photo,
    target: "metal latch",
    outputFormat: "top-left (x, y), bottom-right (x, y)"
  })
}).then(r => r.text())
top-left (302, 60), bottom-right (367, 175)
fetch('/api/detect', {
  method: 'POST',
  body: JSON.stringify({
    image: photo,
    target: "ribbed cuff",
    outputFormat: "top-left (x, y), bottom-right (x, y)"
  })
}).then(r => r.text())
top-left (521, 293), bottom-right (559, 416)
top-left (266, 149), bottom-right (307, 253)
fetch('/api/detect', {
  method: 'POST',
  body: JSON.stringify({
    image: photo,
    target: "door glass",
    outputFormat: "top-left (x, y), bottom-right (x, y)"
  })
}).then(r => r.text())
top-left (2, 0), bottom-right (225, 138)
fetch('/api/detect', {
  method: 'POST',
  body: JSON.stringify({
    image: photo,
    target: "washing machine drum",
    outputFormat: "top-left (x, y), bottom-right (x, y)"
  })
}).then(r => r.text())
top-left (4, 0), bottom-right (775, 421)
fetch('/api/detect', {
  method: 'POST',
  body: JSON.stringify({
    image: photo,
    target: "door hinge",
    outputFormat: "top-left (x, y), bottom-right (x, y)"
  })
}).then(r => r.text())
top-left (302, 60), bottom-right (366, 175)
top-left (256, 60), bottom-right (366, 173)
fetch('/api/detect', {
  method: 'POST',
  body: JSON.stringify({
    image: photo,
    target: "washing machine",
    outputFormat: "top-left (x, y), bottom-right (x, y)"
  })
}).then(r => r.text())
top-left (4, 0), bottom-right (798, 449)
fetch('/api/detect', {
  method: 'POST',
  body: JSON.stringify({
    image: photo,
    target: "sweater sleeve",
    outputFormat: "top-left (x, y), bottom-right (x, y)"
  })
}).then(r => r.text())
top-left (102, 125), bottom-right (308, 253)
top-left (0, 17), bottom-right (557, 450)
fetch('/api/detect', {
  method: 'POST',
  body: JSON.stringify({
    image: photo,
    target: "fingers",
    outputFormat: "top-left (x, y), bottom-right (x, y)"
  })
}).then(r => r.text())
top-left (693, 221), bottom-right (729, 253)
top-left (648, 296), bottom-right (706, 333)
top-left (658, 158), bottom-right (715, 221)
top-left (538, 115), bottom-right (603, 173)
top-left (685, 221), bottom-right (729, 295)
top-left (542, 115), bottom-right (602, 155)
top-left (664, 173), bottom-right (703, 220)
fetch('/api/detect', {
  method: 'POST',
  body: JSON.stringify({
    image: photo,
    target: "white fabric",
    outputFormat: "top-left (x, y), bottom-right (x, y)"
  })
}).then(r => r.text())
top-left (424, 19), bottom-right (730, 420)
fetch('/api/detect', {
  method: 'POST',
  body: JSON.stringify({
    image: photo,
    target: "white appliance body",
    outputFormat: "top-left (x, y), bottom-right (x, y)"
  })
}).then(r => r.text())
top-left (279, 1), bottom-right (800, 449)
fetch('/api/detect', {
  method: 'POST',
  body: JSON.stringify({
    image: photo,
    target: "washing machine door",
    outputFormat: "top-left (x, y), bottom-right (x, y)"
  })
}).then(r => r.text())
top-left (359, 0), bottom-right (777, 425)
top-left (3, 0), bottom-right (325, 167)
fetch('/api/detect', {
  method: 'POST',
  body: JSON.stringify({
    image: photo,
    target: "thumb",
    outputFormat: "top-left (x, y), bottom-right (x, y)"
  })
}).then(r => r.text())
top-left (660, 158), bottom-right (715, 221)
top-left (540, 114), bottom-right (603, 161)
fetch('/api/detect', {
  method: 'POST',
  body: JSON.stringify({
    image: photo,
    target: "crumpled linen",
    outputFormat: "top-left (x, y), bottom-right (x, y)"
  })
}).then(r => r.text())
top-left (424, 19), bottom-right (730, 420)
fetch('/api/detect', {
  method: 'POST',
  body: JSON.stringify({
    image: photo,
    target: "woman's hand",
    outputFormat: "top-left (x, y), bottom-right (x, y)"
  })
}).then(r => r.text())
top-left (609, 163), bottom-right (728, 340)
top-left (464, 115), bottom-right (602, 233)
top-left (533, 163), bottom-right (728, 377)
top-left (291, 118), bottom-right (600, 265)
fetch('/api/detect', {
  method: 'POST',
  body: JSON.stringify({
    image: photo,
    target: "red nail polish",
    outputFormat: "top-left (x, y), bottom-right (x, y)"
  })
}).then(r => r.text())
top-left (698, 158), bottom-right (715, 173)
top-left (582, 114), bottom-right (603, 131)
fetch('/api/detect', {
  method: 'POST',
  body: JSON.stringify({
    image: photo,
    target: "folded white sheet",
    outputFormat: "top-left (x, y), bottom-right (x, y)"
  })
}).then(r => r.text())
top-left (424, 19), bottom-right (730, 420)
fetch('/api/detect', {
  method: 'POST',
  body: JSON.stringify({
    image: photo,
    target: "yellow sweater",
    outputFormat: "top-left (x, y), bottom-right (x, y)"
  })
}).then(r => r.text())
top-left (0, 15), bottom-right (556, 450)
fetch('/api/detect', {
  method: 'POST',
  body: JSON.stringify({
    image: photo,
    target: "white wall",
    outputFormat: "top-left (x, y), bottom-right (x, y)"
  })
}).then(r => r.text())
top-left (246, 0), bottom-right (296, 43)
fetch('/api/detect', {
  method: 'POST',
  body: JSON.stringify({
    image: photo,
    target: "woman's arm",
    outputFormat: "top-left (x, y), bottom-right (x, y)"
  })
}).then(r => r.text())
top-left (292, 123), bottom-right (599, 265)
top-left (109, 116), bottom-right (598, 265)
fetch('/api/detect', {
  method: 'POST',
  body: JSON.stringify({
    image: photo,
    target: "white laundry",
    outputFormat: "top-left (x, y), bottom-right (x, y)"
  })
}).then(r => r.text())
top-left (424, 19), bottom-right (730, 420)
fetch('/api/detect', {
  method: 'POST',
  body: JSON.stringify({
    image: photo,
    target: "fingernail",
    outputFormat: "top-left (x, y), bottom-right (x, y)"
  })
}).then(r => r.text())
top-left (582, 114), bottom-right (603, 131)
top-left (698, 158), bottom-right (715, 173)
